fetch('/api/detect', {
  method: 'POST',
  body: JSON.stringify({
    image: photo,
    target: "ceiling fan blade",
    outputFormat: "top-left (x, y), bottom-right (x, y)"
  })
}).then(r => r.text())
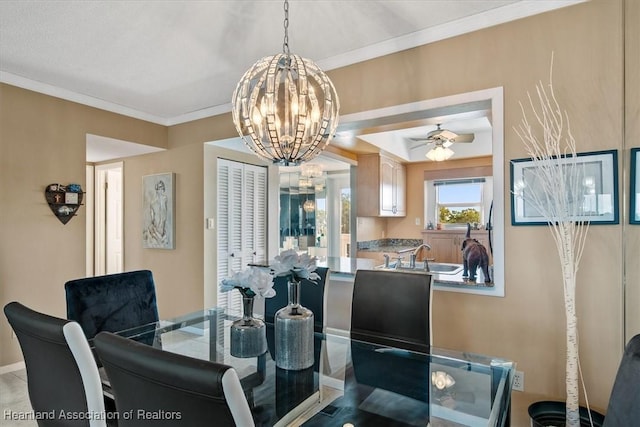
top-left (408, 137), bottom-right (431, 143)
top-left (409, 144), bottom-right (429, 151)
top-left (452, 133), bottom-right (475, 143)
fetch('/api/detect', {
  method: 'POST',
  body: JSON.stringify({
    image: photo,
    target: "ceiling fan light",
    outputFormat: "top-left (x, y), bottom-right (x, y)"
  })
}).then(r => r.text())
top-left (426, 146), bottom-right (455, 161)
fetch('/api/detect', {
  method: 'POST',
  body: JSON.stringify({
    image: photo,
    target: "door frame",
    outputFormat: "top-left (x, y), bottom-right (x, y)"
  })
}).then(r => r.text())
top-left (94, 162), bottom-right (124, 275)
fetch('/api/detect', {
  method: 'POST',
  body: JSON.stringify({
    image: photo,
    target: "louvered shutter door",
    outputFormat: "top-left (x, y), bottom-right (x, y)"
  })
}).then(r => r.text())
top-left (217, 159), bottom-right (267, 312)
top-left (252, 166), bottom-right (268, 264)
top-left (217, 161), bottom-right (231, 310)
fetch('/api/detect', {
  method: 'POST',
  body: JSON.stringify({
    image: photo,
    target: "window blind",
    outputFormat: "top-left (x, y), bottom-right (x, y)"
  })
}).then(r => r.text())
top-left (434, 178), bottom-right (486, 186)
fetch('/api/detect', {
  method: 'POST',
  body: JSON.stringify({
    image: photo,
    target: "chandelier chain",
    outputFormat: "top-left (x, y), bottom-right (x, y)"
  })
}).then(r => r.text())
top-left (282, 0), bottom-right (290, 55)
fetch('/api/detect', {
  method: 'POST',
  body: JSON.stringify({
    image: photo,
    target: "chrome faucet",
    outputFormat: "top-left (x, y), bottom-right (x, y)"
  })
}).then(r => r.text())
top-left (409, 253), bottom-right (417, 268)
top-left (395, 256), bottom-right (403, 269)
top-left (413, 244), bottom-right (432, 271)
top-left (413, 243), bottom-right (432, 253)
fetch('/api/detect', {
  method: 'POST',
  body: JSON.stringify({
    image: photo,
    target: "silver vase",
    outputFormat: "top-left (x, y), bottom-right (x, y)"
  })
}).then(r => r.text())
top-left (275, 280), bottom-right (314, 370)
top-left (230, 294), bottom-right (267, 358)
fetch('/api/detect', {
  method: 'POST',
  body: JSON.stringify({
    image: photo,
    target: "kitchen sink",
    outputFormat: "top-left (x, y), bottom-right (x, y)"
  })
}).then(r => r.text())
top-left (374, 262), bottom-right (463, 275)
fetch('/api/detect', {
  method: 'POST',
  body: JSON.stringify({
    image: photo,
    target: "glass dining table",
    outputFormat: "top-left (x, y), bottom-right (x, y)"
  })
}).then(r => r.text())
top-left (107, 308), bottom-right (514, 427)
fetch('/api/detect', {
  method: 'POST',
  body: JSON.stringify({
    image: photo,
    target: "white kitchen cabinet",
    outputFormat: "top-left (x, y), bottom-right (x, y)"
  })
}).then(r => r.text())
top-left (357, 153), bottom-right (406, 217)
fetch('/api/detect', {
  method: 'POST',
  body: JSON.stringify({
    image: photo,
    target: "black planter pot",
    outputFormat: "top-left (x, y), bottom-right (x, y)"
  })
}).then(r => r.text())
top-left (529, 401), bottom-right (605, 427)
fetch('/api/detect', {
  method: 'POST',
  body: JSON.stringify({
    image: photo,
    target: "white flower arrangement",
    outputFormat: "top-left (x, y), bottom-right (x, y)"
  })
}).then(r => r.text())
top-left (270, 249), bottom-right (320, 283)
top-left (220, 266), bottom-right (276, 299)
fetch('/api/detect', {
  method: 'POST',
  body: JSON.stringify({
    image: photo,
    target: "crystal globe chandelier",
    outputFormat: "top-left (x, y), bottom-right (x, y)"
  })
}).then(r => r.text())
top-left (303, 199), bottom-right (315, 213)
top-left (231, 0), bottom-right (340, 166)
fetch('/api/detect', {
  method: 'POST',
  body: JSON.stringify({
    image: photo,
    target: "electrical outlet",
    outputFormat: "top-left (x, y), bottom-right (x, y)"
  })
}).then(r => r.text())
top-left (415, 217), bottom-right (421, 226)
top-left (513, 370), bottom-right (524, 391)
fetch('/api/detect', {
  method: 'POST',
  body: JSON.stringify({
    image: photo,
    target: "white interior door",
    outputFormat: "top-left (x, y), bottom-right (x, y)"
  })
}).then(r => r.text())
top-left (106, 168), bottom-right (123, 273)
top-left (94, 162), bottom-right (123, 275)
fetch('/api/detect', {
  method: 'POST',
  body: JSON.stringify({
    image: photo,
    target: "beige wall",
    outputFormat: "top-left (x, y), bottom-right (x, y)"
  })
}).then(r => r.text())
top-left (625, 0), bottom-right (640, 344)
top-left (338, 0), bottom-right (628, 415)
top-left (345, 0), bottom-right (626, 413)
top-left (1, 0), bottom-right (636, 422)
top-left (116, 143), bottom-right (206, 319)
top-left (0, 84), bottom-right (167, 364)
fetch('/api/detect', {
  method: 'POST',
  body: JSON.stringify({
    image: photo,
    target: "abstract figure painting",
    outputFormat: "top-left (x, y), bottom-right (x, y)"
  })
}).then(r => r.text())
top-left (142, 173), bottom-right (175, 249)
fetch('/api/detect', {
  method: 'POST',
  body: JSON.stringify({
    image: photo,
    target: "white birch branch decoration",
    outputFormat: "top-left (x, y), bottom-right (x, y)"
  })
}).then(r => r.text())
top-left (513, 53), bottom-right (591, 427)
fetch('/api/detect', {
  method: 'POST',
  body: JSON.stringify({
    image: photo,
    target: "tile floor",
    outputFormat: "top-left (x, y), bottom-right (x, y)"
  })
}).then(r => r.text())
top-left (0, 369), bottom-right (37, 426)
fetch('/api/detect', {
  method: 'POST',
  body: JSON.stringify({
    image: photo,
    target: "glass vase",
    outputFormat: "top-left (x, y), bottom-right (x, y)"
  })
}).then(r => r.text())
top-left (274, 280), bottom-right (314, 370)
top-left (230, 294), bottom-right (267, 358)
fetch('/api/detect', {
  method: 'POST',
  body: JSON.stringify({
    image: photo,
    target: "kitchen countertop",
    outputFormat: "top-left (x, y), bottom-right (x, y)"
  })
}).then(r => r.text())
top-left (356, 262), bottom-right (496, 290)
top-left (316, 256), bottom-right (377, 276)
top-left (430, 269), bottom-right (495, 289)
top-left (270, 255), bottom-right (495, 291)
top-left (357, 246), bottom-right (418, 254)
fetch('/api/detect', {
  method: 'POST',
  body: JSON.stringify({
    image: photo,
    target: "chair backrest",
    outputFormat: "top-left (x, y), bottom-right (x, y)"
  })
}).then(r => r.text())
top-left (94, 331), bottom-right (255, 427)
top-left (65, 270), bottom-right (159, 340)
top-left (264, 267), bottom-right (329, 332)
top-left (603, 333), bottom-right (640, 427)
top-left (4, 302), bottom-right (107, 427)
top-left (350, 269), bottom-right (432, 353)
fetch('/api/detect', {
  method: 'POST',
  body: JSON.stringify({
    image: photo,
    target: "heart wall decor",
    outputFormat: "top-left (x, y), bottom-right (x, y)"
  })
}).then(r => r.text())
top-left (44, 183), bottom-right (84, 225)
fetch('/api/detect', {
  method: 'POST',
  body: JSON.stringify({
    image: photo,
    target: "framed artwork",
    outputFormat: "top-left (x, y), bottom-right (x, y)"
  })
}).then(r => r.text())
top-left (142, 172), bottom-right (175, 249)
top-left (631, 148), bottom-right (640, 224)
top-left (510, 149), bottom-right (618, 225)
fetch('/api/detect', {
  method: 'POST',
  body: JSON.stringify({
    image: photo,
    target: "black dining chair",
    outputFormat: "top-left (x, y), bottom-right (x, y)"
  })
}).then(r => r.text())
top-left (94, 331), bottom-right (255, 427)
top-left (602, 333), bottom-right (640, 427)
top-left (342, 269), bottom-right (433, 418)
top-left (350, 269), bottom-right (433, 353)
top-left (65, 270), bottom-right (159, 341)
top-left (4, 301), bottom-right (115, 427)
top-left (306, 269), bottom-right (434, 426)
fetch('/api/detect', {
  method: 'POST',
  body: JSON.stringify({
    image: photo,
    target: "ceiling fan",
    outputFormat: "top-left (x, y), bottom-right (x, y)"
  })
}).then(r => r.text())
top-left (408, 124), bottom-right (475, 161)
top-left (409, 124), bottom-right (475, 147)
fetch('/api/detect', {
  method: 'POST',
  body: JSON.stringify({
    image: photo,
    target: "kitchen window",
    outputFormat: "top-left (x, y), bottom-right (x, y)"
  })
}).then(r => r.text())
top-left (425, 177), bottom-right (492, 228)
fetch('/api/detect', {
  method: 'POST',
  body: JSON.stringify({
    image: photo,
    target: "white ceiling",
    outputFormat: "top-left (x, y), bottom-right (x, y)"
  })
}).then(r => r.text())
top-left (0, 0), bottom-right (583, 162)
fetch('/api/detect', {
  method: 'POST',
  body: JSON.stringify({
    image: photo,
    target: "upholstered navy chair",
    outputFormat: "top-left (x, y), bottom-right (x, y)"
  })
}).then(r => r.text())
top-left (350, 269), bottom-right (432, 353)
top-left (65, 270), bottom-right (159, 340)
top-left (4, 302), bottom-right (114, 427)
top-left (602, 333), bottom-right (640, 427)
top-left (94, 331), bottom-right (255, 427)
